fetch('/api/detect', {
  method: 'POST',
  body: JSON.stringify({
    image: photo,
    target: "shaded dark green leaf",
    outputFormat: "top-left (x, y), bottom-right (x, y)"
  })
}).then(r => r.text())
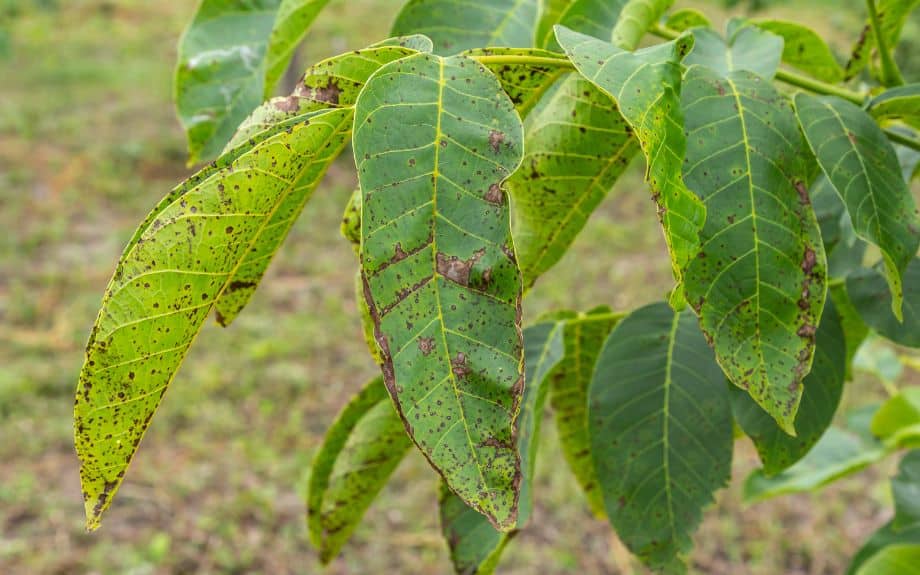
top-left (870, 84), bottom-right (920, 130)
top-left (892, 450), bottom-right (920, 529)
top-left (849, 520), bottom-right (920, 575)
top-left (847, 258), bottom-right (920, 348)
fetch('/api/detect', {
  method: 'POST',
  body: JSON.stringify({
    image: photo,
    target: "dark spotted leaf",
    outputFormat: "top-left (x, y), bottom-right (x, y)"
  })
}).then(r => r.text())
top-left (175, 0), bottom-right (333, 163)
top-left (548, 306), bottom-right (620, 516)
top-left (354, 53), bottom-right (525, 530)
top-left (307, 377), bottom-right (413, 563)
top-left (590, 302), bottom-right (733, 573)
top-left (796, 93), bottom-right (920, 320)
top-left (684, 23), bottom-right (784, 80)
top-left (555, 27), bottom-right (706, 307)
top-left (743, 426), bottom-right (886, 502)
top-left (439, 321), bottom-right (564, 574)
top-left (681, 66), bottom-right (827, 434)
top-left (854, 544), bottom-right (920, 575)
top-left (508, 76), bottom-right (639, 288)
top-left (732, 300), bottom-right (846, 475)
top-left (753, 20), bottom-right (845, 82)
top-left (391, 0), bottom-right (540, 55)
top-left (75, 106), bottom-right (354, 530)
top-left (462, 48), bottom-right (571, 117)
top-left (536, 0), bottom-right (628, 51)
top-left (665, 8), bottom-right (711, 32)
top-left (845, 0), bottom-right (920, 81)
top-left (870, 84), bottom-right (920, 131)
top-left (847, 258), bottom-right (920, 348)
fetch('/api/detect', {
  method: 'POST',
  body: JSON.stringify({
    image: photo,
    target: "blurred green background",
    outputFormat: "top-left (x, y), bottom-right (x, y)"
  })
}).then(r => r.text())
top-left (1, 0), bottom-right (918, 573)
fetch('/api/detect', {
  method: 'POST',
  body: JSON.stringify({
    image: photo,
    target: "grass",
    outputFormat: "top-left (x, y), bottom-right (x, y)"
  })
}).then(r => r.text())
top-left (0, 0), bottom-right (917, 573)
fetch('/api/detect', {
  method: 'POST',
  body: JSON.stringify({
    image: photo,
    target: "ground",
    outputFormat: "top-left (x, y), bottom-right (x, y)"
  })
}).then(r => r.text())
top-left (0, 0), bottom-right (917, 573)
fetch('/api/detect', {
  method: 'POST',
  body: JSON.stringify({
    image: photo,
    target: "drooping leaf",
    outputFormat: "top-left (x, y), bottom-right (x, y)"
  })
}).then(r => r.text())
top-left (845, 0), bottom-right (920, 81)
top-left (307, 377), bottom-right (413, 563)
top-left (684, 23), bottom-right (784, 80)
top-left (847, 258), bottom-right (920, 348)
top-left (590, 302), bottom-right (733, 573)
top-left (733, 300), bottom-right (846, 475)
top-left (463, 48), bottom-right (571, 117)
top-left (536, 0), bottom-right (628, 51)
top-left (796, 93), bottom-right (920, 320)
top-left (854, 544), bottom-right (920, 575)
top-left (680, 66), bottom-right (826, 434)
top-left (226, 36), bottom-right (433, 152)
top-left (892, 450), bottom-right (920, 529)
top-left (609, 0), bottom-right (676, 51)
top-left (870, 84), bottom-right (920, 130)
top-left (849, 520), bottom-right (920, 575)
top-left (508, 75), bottom-right (639, 288)
top-left (439, 321), bottom-right (564, 574)
top-left (175, 0), bottom-right (334, 163)
top-left (872, 388), bottom-right (920, 448)
top-left (753, 19), bottom-right (845, 82)
top-left (263, 0), bottom-right (332, 97)
top-left (354, 52), bottom-right (525, 530)
top-left (75, 107), bottom-right (354, 530)
top-left (743, 427), bottom-right (887, 502)
top-left (665, 8), bottom-right (711, 32)
top-left (391, 0), bottom-right (540, 55)
top-left (556, 27), bottom-right (706, 307)
top-left (548, 306), bottom-right (619, 516)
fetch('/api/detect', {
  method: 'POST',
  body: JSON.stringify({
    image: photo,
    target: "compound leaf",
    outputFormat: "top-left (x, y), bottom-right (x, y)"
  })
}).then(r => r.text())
top-left (355, 52), bottom-right (525, 530)
top-left (733, 300), bottom-right (846, 475)
top-left (870, 84), bottom-right (920, 131)
top-left (549, 306), bottom-right (620, 516)
top-left (681, 66), bottom-right (827, 434)
top-left (75, 106), bottom-right (354, 530)
top-left (590, 303), bottom-right (733, 573)
top-left (847, 257), bottom-right (920, 348)
top-left (753, 19), bottom-right (845, 82)
top-left (439, 321), bottom-right (564, 574)
top-left (796, 93), bottom-right (920, 320)
top-left (391, 0), bottom-right (540, 55)
top-left (556, 27), bottom-right (706, 307)
top-left (307, 377), bottom-right (413, 563)
top-left (508, 76), bottom-right (639, 288)
top-left (684, 24), bottom-right (784, 80)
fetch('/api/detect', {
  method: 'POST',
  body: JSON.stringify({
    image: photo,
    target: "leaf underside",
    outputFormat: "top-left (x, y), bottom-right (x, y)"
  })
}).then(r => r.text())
top-left (681, 66), bottom-right (827, 434)
top-left (684, 25), bottom-right (783, 80)
top-left (752, 19), bottom-right (845, 83)
top-left (590, 302), bottom-right (733, 573)
top-left (354, 52), bottom-right (525, 530)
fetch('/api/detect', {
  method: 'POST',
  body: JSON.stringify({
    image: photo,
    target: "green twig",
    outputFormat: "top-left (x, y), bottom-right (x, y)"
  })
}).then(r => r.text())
top-left (865, 0), bottom-right (905, 86)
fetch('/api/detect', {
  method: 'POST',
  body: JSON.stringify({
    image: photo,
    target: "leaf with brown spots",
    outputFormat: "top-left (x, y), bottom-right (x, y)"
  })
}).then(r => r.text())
top-left (307, 377), bottom-right (413, 563)
top-left (463, 47), bottom-right (570, 118)
top-left (74, 106), bottom-right (353, 530)
top-left (354, 52), bottom-right (525, 530)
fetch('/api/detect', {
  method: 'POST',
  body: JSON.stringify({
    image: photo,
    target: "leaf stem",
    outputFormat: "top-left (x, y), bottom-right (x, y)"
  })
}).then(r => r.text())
top-left (865, 0), bottom-right (905, 86)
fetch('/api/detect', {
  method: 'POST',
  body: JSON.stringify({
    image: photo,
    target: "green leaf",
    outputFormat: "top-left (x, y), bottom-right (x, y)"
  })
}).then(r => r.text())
top-left (892, 450), bottom-right (920, 529)
top-left (590, 303), bottom-right (733, 573)
top-left (354, 53), bottom-right (525, 530)
top-left (796, 93), bottom-right (920, 321)
top-left (175, 0), bottom-right (333, 163)
top-left (263, 0), bottom-right (332, 98)
top-left (855, 544), bottom-right (920, 575)
top-left (535, 0), bottom-right (629, 51)
top-left (870, 84), bottom-right (920, 131)
top-left (549, 306), bottom-right (620, 516)
top-left (684, 24), bottom-right (784, 80)
top-left (508, 75), bottom-right (639, 288)
top-left (849, 520), bottom-right (920, 575)
top-left (462, 48), bottom-right (571, 117)
top-left (743, 427), bottom-right (886, 502)
top-left (307, 377), bottom-right (413, 563)
top-left (75, 106), bottom-right (354, 530)
top-left (829, 283), bottom-right (870, 380)
top-left (666, 9), bottom-right (711, 32)
top-left (845, 0), bottom-right (920, 81)
top-left (753, 20), bottom-right (845, 82)
top-left (226, 37), bottom-right (433, 153)
top-left (439, 321), bottom-right (564, 574)
top-left (555, 27), bottom-right (706, 307)
top-left (847, 258), bottom-right (920, 348)
top-left (811, 175), bottom-right (869, 280)
top-left (610, 0), bottom-right (675, 51)
top-left (391, 0), bottom-right (540, 55)
top-left (733, 299), bottom-right (846, 475)
top-left (872, 388), bottom-right (920, 445)
top-left (681, 66), bottom-right (827, 434)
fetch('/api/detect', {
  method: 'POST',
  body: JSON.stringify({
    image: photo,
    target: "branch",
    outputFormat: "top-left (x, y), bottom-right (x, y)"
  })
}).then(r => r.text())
top-left (865, 0), bottom-right (905, 86)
